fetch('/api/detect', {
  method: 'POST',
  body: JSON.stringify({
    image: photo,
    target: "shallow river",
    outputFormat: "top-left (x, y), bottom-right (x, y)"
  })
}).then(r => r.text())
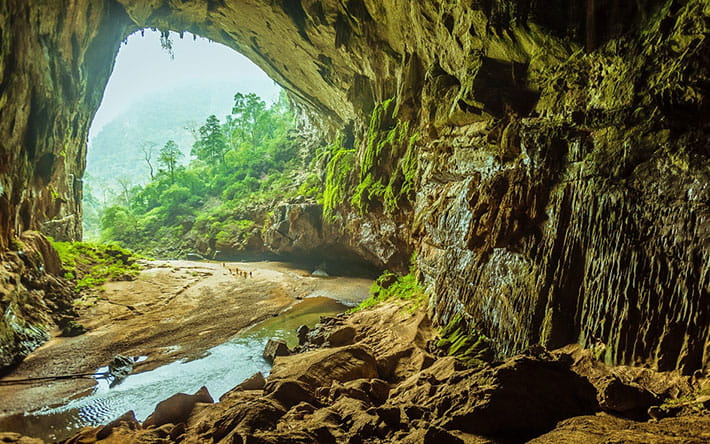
top-left (0, 296), bottom-right (349, 442)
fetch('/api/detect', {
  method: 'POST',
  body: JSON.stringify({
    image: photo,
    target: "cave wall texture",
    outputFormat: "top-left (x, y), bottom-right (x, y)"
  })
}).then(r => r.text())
top-left (0, 0), bottom-right (707, 372)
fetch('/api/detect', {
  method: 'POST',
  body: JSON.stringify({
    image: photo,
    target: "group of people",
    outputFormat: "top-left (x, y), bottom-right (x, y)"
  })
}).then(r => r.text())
top-left (222, 263), bottom-right (253, 278)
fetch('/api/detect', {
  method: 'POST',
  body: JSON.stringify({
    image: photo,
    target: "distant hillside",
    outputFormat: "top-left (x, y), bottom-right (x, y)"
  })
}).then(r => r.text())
top-left (82, 80), bottom-right (280, 239)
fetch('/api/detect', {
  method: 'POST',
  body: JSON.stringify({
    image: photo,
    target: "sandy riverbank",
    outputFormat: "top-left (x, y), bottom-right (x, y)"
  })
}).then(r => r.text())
top-left (0, 260), bottom-right (371, 416)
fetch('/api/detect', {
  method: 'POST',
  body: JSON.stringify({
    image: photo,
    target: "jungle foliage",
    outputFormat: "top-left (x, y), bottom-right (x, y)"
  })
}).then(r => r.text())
top-left (99, 92), bottom-right (299, 256)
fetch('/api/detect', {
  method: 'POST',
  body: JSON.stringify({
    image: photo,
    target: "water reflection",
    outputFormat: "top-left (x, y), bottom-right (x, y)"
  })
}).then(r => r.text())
top-left (0, 296), bottom-right (347, 442)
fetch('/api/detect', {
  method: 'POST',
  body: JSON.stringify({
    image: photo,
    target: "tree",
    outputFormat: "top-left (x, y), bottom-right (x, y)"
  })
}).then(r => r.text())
top-left (229, 92), bottom-right (268, 147)
top-left (192, 115), bottom-right (228, 165)
top-left (116, 177), bottom-right (134, 207)
top-left (159, 140), bottom-right (183, 182)
top-left (142, 142), bottom-right (157, 180)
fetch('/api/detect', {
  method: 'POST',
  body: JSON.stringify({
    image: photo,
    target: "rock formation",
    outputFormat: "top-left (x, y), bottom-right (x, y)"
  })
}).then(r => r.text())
top-left (0, 0), bottom-right (707, 373)
top-left (46, 301), bottom-right (710, 443)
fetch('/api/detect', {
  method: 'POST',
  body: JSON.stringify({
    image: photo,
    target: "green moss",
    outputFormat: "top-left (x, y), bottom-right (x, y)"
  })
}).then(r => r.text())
top-left (436, 314), bottom-right (493, 369)
top-left (323, 145), bottom-right (355, 221)
top-left (297, 172), bottom-right (323, 199)
top-left (351, 98), bottom-right (419, 215)
top-left (350, 269), bottom-right (427, 313)
top-left (10, 237), bottom-right (25, 251)
top-left (51, 240), bottom-right (143, 293)
top-left (60, 320), bottom-right (87, 337)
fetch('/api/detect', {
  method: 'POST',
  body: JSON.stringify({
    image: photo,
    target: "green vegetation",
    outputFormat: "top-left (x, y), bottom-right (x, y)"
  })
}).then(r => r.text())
top-left (319, 98), bottom-right (420, 221)
top-left (99, 91), bottom-right (300, 257)
top-left (323, 144), bottom-right (355, 221)
top-left (351, 98), bottom-right (419, 215)
top-left (351, 269), bottom-right (427, 313)
top-left (51, 240), bottom-right (143, 293)
top-left (436, 314), bottom-right (493, 368)
top-left (158, 140), bottom-right (183, 182)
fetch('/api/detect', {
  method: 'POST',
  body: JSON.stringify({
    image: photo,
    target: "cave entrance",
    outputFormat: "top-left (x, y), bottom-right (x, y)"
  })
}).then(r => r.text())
top-left (84, 29), bottom-right (378, 277)
top-left (83, 29), bottom-right (281, 245)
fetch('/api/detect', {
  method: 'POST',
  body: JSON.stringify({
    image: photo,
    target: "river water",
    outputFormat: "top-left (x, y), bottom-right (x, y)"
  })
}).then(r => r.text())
top-left (0, 296), bottom-right (349, 442)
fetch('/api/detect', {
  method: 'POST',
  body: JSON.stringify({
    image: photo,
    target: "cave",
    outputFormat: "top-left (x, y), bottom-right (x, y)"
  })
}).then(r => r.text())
top-left (0, 0), bottom-right (708, 442)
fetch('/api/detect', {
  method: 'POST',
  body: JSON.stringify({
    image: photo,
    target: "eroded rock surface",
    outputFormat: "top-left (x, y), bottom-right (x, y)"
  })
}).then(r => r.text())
top-left (0, 231), bottom-right (75, 368)
top-left (0, 0), bottom-right (707, 373)
top-left (53, 301), bottom-right (710, 444)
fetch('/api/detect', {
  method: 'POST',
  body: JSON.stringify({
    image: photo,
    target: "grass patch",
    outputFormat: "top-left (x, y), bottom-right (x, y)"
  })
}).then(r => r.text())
top-left (350, 270), bottom-right (427, 313)
top-left (51, 240), bottom-right (144, 293)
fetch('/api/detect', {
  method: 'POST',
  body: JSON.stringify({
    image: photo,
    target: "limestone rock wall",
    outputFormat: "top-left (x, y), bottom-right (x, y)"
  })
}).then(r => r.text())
top-left (0, 0), bottom-right (707, 372)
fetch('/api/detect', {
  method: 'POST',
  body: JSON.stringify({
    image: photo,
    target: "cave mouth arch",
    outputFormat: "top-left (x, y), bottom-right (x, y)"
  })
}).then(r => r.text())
top-left (84, 28), bottom-right (378, 277)
top-left (83, 28), bottom-right (282, 240)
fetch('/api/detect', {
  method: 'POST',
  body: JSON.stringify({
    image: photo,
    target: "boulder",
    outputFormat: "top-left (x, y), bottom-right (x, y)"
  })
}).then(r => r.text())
top-left (263, 339), bottom-right (290, 363)
top-left (219, 372), bottom-right (267, 402)
top-left (211, 398), bottom-right (286, 440)
top-left (297, 325), bottom-right (310, 345)
top-left (327, 326), bottom-right (356, 347)
top-left (237, 372), bottom-right (266, 391)
top-left (0, 432), bottom-right (44, 444)
top-left (529, 413), bottom-right (710, 444)
top-left (270, 345), bottom-right (379, 389)
top-left (96, 410), bottom-right (140, 440)
top-left (441, 356), bottom-right (598, 437)
top-left (108, 354), bottom-right (134, 383)
top-left (143, 386), bottom-right (214, 428)
top-left (553, 345), bottom-right (669, 418)
top-left (264, 379), bottom-right (319, 409)
top-left (596, 375), bottom-right (658, 417)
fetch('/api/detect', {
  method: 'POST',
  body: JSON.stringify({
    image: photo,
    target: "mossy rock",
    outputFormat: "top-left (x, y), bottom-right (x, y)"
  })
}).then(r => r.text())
top-left (60, 320), bottom-right (87, 337)
top-left (437, 314), bottom-right (493, 368)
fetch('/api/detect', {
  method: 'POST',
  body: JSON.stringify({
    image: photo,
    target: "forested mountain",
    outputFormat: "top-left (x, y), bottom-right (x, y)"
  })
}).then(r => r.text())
top-left (82, 81), bottom-right (279, 239)
top-left (96, 91), bottom-right (312, 259)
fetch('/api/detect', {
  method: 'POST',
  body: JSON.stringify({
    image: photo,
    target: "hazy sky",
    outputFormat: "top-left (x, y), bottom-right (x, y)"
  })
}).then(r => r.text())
top-left (90, 30), bottom-right (281, 138)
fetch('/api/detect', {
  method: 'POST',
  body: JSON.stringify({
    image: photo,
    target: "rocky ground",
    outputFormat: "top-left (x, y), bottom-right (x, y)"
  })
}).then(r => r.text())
top-left (0, 260), bottom-right (371, 417)
top-left (3, 300), bottom-right (706, 444)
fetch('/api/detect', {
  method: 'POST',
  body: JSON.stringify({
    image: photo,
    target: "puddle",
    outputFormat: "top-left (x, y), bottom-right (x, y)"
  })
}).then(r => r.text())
top-left (0, 296), bottom-right (347, 442)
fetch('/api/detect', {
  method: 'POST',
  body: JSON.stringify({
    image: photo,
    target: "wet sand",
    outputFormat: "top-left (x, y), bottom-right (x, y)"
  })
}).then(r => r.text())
top-left (0, 260), bottom-right (372, 416)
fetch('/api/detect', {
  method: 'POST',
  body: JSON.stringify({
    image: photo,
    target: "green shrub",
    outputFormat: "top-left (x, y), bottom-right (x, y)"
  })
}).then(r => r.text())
top-left (51, 240), bottom-right (143, 293)
top-left (351, 270), bottom-right (427, 313)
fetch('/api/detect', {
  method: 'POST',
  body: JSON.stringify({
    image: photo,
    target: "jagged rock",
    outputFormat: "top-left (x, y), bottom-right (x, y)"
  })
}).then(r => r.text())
top-left (269, 345), bottom-right (379, 390)
top-left (263, 339), bottom-right (290, 363)
top-left (554, 345), bottom-right (684, 418)
top-left (108, 354), bottom-right (134, 382)
top-left (422, 427), bottom-right (465, 444)
top-left (297, 325), bottom-right (310, 345)
top-left (219, 372), bottom-right (267, 403)
top-left (387, 353), bottom-right (599, 438)
top-left (595, 375), bottom-right (658, 417)
top-left (96, 410), bottom-right (141, 440)
top-left (211, 398), bottom-right (286, 441)
top-left (528, 413), bottom-right (710, 444)
top-left (327, 326), bottom-right (356, 347)
top-left (238, 372), bottom-right (267, 391)
top-left (143, 386), bottom-right (214, 428)
top-left (0, 432), bottom-right (44, 444)
top-left (0, 232), bottom-right (75, 369)
top-left (264, 379), bottom-right (319, 409)
top-left (54, 302), bottom-right (710, 443)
